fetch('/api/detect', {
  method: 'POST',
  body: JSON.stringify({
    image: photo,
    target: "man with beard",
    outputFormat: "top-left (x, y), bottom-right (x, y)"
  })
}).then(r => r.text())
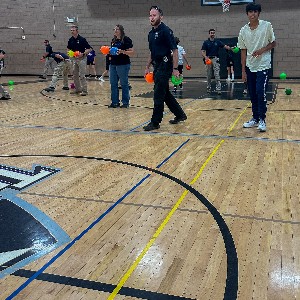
top-left (143, 6), bottom-right (187, 131)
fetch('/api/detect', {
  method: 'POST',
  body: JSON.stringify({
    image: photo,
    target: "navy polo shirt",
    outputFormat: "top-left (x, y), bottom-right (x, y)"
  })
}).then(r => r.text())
top-left (45, 45), bottom-right (53, 58)
top-left (67, 34), bottom-right (91, 53)
top-left (50, 52), bottom-right (69, 63)
top-left (148, 22), bottom-right (177, 62)
top-left (201, 39), bottom-right (225, 57)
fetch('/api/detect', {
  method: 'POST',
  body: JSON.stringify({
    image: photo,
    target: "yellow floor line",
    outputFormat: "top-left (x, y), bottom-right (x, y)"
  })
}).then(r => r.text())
top-left (107, 103), bottom-right (250, 299)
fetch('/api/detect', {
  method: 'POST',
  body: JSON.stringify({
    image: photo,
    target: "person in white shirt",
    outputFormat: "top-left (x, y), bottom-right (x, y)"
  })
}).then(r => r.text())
top-left (173, 37), bottom-right (190, 93)
top-left (238, 3), bottom-right (276, 132)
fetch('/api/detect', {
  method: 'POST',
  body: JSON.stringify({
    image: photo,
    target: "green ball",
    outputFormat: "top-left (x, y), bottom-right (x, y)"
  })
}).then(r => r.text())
top-left (279, 72), bottom-right (287, 80)
top-left (171, 75), bottom-right (183, 85)
top-left (8, 80), bottom-right (14, 86)
top-left (232, 46), bottom-right (239, 54)
top-left (285, 88), bottom-right (292, 95)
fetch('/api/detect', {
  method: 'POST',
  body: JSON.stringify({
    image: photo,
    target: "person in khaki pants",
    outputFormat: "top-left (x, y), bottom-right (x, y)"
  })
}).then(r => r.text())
top-left (67, 25), bottom-right (92, 96)
top-left (44, 52), bottom-right (72, 92)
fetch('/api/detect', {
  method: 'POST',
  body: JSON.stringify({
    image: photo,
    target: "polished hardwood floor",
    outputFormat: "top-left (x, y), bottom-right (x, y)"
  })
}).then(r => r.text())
top-left (0, 76), bottom-right (299, 299)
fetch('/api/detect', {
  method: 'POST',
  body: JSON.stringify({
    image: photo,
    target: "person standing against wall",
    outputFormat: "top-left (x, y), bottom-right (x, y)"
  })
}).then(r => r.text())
top-left (201, 29), bottom-right (232, 94)
top-left (143, 6), bottom-right (187, 131)
top-left (238, 3), bottom-right (276, 132)
top-left (39, 40), bottom-right (55, 79)
top-left (108, 24), bottom-right (134, 108)
top-left (67, 25), bottom-right (92, 96)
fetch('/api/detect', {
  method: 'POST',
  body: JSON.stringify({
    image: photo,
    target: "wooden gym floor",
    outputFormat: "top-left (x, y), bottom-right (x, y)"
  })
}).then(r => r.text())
top-left (0, 76), bottom-right (299, 300)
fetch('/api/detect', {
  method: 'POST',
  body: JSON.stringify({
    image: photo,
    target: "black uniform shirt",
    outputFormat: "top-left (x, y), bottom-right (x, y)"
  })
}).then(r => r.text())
top-left (67, 35), bottom-right (91, 53)
top-left (45, 45), bottom-right (53, 58)
top-left (148, 22), bottom-right (177, 62)
top-left (201, 39), bottom-right (225, 57)
top-left (110, 36), bottom-right (133, 66)
top-left (50, 52), bottom-right (69, 63)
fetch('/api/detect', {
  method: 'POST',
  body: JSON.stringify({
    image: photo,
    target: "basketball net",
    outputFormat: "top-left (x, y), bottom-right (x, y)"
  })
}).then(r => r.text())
top-left (220, 0), bottom-right (231, 12)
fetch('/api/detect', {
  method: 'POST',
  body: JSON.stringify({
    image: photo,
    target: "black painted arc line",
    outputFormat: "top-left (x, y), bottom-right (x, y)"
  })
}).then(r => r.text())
top-left (1, 154), bottom-right (238, 300)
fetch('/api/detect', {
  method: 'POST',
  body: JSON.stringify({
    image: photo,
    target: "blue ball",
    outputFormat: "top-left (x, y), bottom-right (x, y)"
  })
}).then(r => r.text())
top-left (110, 47), bottom-right (118, 55)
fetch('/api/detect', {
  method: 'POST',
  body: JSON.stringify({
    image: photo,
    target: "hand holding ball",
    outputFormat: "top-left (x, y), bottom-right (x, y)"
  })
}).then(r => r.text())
top-left (145, 72), bottom-right (154, 83)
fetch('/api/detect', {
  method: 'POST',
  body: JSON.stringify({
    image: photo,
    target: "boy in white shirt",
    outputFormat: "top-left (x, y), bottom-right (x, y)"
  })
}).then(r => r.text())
top-left (238, 3), bottom-right (276, 132)
top-left (173, 37), bottom-right (190, 93)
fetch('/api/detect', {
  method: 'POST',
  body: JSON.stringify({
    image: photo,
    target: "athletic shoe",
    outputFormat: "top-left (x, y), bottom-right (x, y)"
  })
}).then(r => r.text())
top-left (1, 94), bottom-right (11, 100)
top-left (169, 115), bottom-right (187, 124)
top-left (80, 91), bottom-right (88, 96)
top-left (143, 123), bottom-right (160, 131)
top-left (207, 88), bottom-right (211, 93)
top-left (108, 103), bottom-right (120, 108)
top-left (45, 87), bottom-right (55, 92)
top-left (243, 118), bottom-right (258, 128)
top-left (120, 104), bottom-right (129, 108)
top-left (99, 76), bottom-right (105, 82)
top-left (217, 90), bottom-right (222, 95)
top-left (172, 87), bottom-right (177, 93)
top-left (243, 89), bottom-right (247, 95)
top-left (62, 86), bottom-right (70, 90)
top-left (258, 119), bottom-right (267, 132)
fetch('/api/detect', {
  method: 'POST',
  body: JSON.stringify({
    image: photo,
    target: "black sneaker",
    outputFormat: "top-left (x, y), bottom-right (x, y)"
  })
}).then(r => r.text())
top-left (108, 103), bottom-right (120, 108)
top-left (120, 104), bottom-right (129, 108)
top-left (169, 115), bottom-right (187, 124)
top-left (45, 87), bottom-right (55, 92)
top-left (143, 123), bottom-right (160, 131)
top-left (1, 95), bottom-right (11, 100)
top-left (62, 86), bottom-right (70, 90)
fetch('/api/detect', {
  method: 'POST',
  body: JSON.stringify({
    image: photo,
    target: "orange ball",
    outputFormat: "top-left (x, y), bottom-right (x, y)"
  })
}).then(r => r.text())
top-left (100, 46), bottom-right (110, 55)
top-left (74, 51), bottom-right (80, 57)
top-left (205, 59), bottom-right (212, 65)
top-left (186, 64), bottom-right (191, 70)
top-left (145, 72), bottom-right (154, 83)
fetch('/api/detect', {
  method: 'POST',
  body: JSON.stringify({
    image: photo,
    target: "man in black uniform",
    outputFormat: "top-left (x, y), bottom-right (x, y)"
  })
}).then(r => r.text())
top-left (67, 25), bottom-right (92, 96)
top-left (144, 6), bottom-right (187, 131)
top-left (201, 29), bottom-right (232, 94)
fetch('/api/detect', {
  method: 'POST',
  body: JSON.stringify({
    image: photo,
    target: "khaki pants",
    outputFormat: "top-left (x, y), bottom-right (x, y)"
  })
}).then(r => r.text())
top-left (206, 57), bottom-right (221, 91)
top-left (72, 57), bottom-right (87, 92)
top-left (49, 60), bottom-right (71, 88)
top-left (43, 57), bottom-right (55, 77)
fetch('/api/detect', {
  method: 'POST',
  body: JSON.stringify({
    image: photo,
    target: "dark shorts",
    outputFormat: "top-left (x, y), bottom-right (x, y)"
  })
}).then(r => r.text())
top-left (87, 60), bottom-right (95, 65)
top-left (227, 58), bottom-right (234, 68)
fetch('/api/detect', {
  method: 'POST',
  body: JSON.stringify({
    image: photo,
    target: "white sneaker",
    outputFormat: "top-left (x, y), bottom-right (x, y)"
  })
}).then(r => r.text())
top-left (243, 89), bottom-right (247, 95)
top-left (243, 118), bottom-right (258, 128)
top-left (258, 119), bottom-right (266, 132)
top-left (99, 76), bottom-right (105, 82)
top-left (226, 77), bottom-right (230, 81)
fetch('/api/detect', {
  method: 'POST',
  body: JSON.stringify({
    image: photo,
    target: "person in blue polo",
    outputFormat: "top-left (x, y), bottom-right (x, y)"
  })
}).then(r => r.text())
top-left (143, 6), bottom-right (187, 131)
top-left (44, 52), bottom-right (71, 92)
top-left (201, 29), bottom-right (232, 94)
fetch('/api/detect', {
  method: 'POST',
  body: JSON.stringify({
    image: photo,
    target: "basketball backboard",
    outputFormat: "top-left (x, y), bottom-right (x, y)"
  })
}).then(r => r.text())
top-left (201, 0), bottom-right (254, 5)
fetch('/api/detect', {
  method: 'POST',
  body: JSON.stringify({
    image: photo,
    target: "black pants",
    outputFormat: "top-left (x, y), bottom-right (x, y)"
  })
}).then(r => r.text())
top-left (151, 60), bottom-right (186, 125)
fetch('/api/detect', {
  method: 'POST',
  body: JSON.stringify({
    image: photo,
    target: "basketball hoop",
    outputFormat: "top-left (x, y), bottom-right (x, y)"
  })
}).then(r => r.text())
top-left (220, 0), bottom-right (231, 12)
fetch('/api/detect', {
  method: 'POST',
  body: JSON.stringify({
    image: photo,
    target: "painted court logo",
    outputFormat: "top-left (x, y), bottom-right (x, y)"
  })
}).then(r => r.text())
top-left (0, 164), bottom-right (70, 279)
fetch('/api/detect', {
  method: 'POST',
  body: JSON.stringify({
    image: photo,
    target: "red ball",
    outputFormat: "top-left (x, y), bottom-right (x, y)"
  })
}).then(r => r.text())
top-left (186, 64), bottom-right (191, 70)
top-left (145, 72), bottom-right (154, 83)
top-left (100, 46), bottom-right (110, 55)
